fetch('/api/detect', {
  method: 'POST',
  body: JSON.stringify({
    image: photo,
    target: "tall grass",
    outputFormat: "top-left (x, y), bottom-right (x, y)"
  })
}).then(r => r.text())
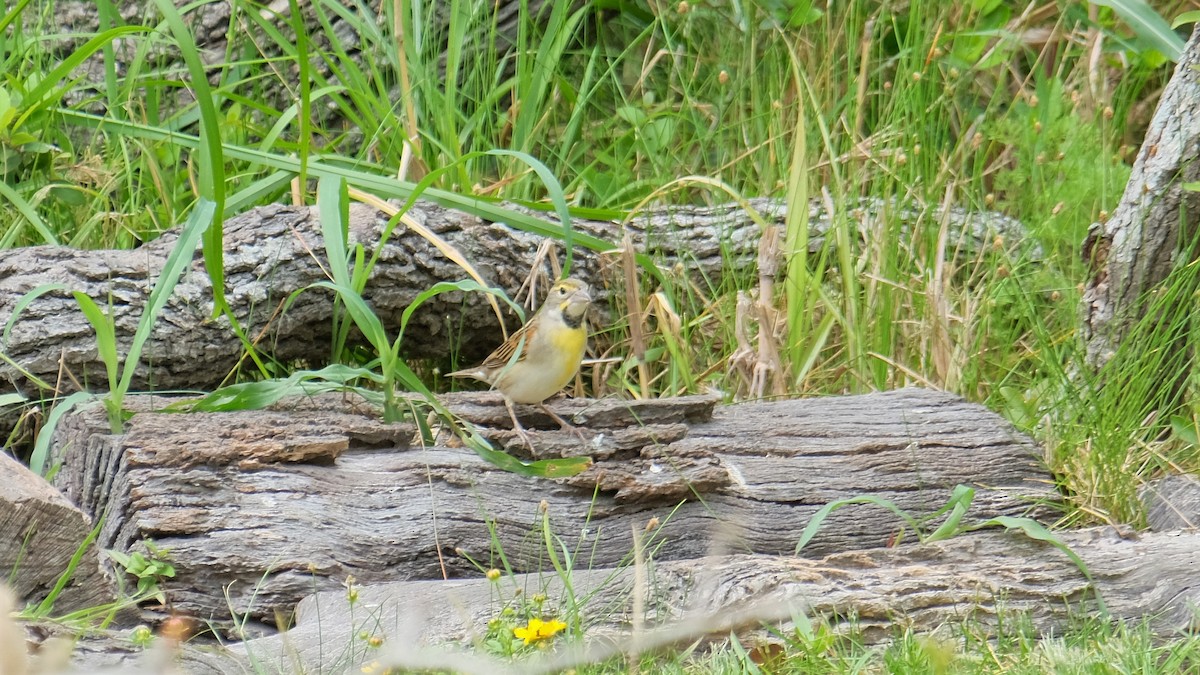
top-left (0, 0), bottom-right (1191, 517)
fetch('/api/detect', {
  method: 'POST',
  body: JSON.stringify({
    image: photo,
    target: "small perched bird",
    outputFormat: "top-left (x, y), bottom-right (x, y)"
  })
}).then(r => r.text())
top-left (449, 278), bottom-right (591, 447)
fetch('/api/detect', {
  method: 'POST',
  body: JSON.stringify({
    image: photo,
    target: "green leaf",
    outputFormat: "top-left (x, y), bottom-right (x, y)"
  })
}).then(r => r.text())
top-left (29, 391), bottom-right (95, 475)
top-left (1091, 0), bottom-right (1184, 61)
top-left (968, 515), bottom-right (1106, 614)
top-left (167, 364), bottom-right (378, 413)
top-left (116, 198), bottom-right (214, 396)
top-left (317, 175), bottom-right (351, 287)
top-left (460, 431), bottom-right (590, 478)
top-left (29, 517), bottom-right (103, 618)
top-left (1173, 10), bottom-right (1200, 28)
top-left (54, 110), bottom-right (663, 279)
top-left (311, 281), bottom-right (390, 352)
top-left (71, 292), bottom-right (119, 392)
top-left (398, 280), bottom-right (525, 344)
top-left (0, 179), bottom-right (59, 245)
top-left (1170, 414), bottom-right (1200, 446)
top-left (15, 26), bottom-right (148, 130)
top-left (0, 86), bottom-right (14, 132)
top-left (924, 485), bottom-right (975, 541)
top-left (0, 0), bottom-right (35, 34)
top-left (796, 494), bottom-right (921, 554)
top-left (4, 283), bottom-right (66, 345)
top-left (150, 0), bottom-right (227, 314)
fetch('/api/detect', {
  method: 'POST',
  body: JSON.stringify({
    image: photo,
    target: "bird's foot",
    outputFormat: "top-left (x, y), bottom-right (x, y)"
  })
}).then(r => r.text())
top-left (539, 403), bottom-right (588, 443)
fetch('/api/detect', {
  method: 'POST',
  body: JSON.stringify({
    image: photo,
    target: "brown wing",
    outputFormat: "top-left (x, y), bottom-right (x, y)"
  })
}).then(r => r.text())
top-left (479, 318), bottom-right (536, 371)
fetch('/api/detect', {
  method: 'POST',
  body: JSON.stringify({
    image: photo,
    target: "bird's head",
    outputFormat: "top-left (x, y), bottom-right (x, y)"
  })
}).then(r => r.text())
top-left (548, 278), bottom-right (591, 327)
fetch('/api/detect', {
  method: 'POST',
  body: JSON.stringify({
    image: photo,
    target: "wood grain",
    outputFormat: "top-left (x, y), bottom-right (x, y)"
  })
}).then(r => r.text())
top-left (49, 387), bottom-right (1055, 630)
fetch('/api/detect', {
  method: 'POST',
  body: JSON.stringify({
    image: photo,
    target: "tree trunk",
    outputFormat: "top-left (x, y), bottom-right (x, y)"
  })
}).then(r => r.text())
top-left (1081, 27), bottom-right (1200, 390)
top-left (47, 387), bottom-right (1055, 631)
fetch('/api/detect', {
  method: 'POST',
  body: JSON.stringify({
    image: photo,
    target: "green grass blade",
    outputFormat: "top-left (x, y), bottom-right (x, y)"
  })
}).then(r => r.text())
top-left (1091, 0), bottom-right (1184, 61)
top-left (317, 175), bottom-right (351, 287)
top-left (924, 485), bottom-right (976, 541)
top-left (0, 180), bottom-right (58, 245)
top-left (795, 494), bottom-right (923, 554)
top-left (150, 0), bottom-right (227, 313)
top-left (29, 516), bottom-right (104, 617)
top-left (53, 111), bottom-right (645, 268)
top-left (3, 283), bottom-right (66, 345)
top-left (168, 364), bottom-right (379, 412)
top-left (70, 292), bottom-right (119, 392)
top-left (0, 0), bottom-right (34, 33)
top-left (14, 26), bottom-right (148, 129)
top-left (398, 280), bottom-right (524, 343)
top-left (970, 515), bottom-right (1107, 614)
top-left (461, 432), bottom-right (591, 478)
top-left (115, 198), bottom-right (215, 395)
top-left (29, 391), bottom-right (95, 475)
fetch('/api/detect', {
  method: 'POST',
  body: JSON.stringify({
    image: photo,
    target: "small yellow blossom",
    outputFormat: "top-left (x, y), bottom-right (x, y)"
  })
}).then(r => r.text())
top-left (486, 568), bottom-right (502, 582)
top-left (513, 618), bottom-right (567, 645)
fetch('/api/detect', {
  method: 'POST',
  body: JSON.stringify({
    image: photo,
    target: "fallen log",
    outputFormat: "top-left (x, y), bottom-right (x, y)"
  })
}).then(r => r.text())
top-left (0, 197), bottom-right (1032, 399)
top-left (48, 387), bottom-right (1055, 630)
top-left (0, 453), bottom-right (113, 613)
top-left (233, 528), bottom-right (1200, 674)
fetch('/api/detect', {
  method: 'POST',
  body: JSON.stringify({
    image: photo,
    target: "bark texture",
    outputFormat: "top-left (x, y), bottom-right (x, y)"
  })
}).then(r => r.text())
top-left (1142, 474), bottom-right (1200, 531)
top-left (1081, 27), bottom-right (1200, 377)
top-left (0, 198), bottom-right (1028, 401)
top-left (51, 0), bottom-right (546, 121)
top-left (0, 453), bottom-right (113, 613)
top-left (48, 387), bottom-right (1054, 630)
top-left (233, 528), bottom-right (1200, 674)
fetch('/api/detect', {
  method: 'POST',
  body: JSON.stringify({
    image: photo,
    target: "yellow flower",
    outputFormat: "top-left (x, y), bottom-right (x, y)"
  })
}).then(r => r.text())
top-left (513, 618), bottom-right (567, 645)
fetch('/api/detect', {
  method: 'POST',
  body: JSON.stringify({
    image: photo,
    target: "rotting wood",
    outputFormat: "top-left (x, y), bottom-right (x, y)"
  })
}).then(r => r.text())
top-left (48, 387), bottom-right (1056, 630)
top-left (0, 197), bottom-right (1032, 405)
top-left (231, 528), bottom-right (1200, 674)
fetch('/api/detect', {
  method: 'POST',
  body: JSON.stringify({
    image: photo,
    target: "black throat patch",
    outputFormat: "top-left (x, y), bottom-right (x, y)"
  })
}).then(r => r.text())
top-left (562, 306), bottom-right (585, 330)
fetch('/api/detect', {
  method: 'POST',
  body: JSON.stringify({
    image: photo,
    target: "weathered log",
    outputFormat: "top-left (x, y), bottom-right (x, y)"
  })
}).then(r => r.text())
top-left (0, 453), bottom-right (113, 613)
top-left (48, 387), bottom-right (1055, 631)
top-left (1081, 26), bottom-right (1200, 397)
top-left (16, 622), bottom-right (250, 675)
top-left (1142, 474), bottom-right (1200, 531)
top-left (0, 198), bottom-right (1030, 401)
top-left (232, 528), bottom-right (1200, 674)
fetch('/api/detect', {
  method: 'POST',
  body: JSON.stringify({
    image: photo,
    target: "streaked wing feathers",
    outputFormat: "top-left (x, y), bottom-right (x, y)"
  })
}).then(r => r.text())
top-left (480, 320), bottom-right (535, 371)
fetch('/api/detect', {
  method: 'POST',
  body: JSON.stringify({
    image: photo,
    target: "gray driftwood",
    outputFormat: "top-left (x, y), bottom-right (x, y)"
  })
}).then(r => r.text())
top-left (1081, 26), bottom-right (1200, 396)
top-left (233, 528), bottom-right (1200, 674)
top-left (1142, 474), bottom-right (1200, 531)
top-left (48, 387), bottom-right (1054, 631)
top-left (0, 198), bottom-right (1029, 402)
top-left (0, 453), bottom-right (113, 613)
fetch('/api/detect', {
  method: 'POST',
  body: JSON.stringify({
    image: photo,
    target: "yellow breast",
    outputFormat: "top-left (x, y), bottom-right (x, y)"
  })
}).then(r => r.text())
top-left (494, 320), bottom-right (586, 404)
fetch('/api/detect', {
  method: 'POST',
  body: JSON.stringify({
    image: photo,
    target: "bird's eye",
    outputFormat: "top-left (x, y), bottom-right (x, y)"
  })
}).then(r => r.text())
top-left (558, 286), bottom-right (568, 295)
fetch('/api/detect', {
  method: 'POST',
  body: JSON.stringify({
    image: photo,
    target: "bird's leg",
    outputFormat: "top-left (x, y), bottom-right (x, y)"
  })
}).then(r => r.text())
top-left (538, 403), bottom-right (588, 443)
top-left (504, 397), bottom-right (535, 449)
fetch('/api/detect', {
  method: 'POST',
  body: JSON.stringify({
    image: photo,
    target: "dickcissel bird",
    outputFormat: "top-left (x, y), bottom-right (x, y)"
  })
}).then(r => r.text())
top-left (449, 278), bottom-right (591, 447)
